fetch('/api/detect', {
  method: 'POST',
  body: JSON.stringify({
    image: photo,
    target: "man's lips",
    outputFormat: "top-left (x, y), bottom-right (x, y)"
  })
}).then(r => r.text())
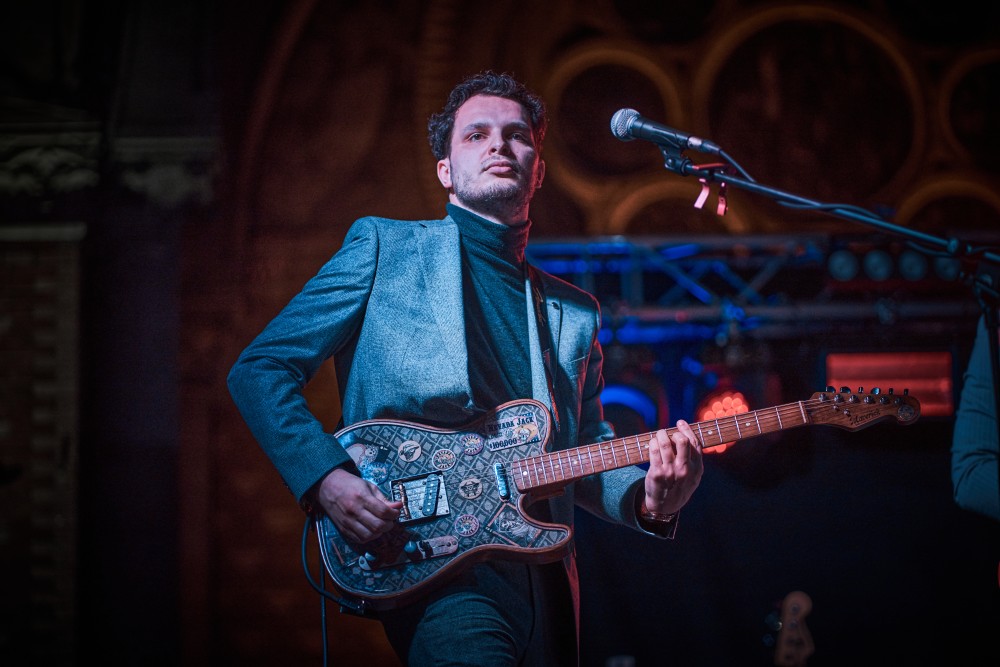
top-left (483, 160), bottom-right (518, 175)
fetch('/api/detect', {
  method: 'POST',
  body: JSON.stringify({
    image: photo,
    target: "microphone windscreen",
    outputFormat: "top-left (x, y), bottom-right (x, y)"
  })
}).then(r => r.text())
top-left (610, 108), bottom-right (640, 141)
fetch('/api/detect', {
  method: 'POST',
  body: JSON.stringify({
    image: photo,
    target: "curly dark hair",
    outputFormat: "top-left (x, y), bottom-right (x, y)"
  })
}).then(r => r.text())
top-left (427, 70), bottom-right (547, 160)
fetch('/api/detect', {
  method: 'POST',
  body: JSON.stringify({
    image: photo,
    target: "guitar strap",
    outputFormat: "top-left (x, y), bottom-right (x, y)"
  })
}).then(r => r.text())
top-left (527, 264), bottom-right (561, 435)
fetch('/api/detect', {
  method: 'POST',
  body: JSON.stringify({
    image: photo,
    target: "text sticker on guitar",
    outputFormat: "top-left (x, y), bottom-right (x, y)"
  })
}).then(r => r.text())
top-left (315, 387), bottom-right (920, 611)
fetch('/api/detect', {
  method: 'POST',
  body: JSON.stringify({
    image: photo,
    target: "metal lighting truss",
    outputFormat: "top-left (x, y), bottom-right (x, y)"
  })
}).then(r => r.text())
top-left (526, 234), bottom-right (982, 345)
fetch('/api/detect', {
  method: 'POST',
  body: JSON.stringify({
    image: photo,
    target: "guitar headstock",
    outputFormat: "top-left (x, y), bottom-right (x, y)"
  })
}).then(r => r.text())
top-left (774, 590), bottom-right (814, 667)
top-left (806, 387), bottom-right (920, 430)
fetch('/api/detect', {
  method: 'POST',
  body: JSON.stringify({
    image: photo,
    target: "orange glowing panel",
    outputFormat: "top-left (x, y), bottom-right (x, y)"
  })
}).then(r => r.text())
top-left (825, 351), bottom-right (953, 417)
top-left (696, 389), bottom-right (749, 453)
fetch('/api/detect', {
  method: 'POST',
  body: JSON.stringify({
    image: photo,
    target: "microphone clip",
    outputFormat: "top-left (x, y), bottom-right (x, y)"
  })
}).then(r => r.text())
top-left (691, 162), bottom-right (731, 216)
top-left (658, 143), bottom-right (693, 176)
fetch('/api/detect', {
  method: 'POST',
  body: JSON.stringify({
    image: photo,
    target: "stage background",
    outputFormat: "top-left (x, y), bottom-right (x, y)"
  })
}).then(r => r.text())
top-left (1, 1), bottom-right (998, 665)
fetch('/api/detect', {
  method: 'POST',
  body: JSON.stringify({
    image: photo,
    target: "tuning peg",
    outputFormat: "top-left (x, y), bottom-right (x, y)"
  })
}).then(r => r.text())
top-left (826, 385), bottom-right (835, 392)
top-left (840, 386), bottom-right (850, 393)
top-left (871, 387), bottom-right (881, 395)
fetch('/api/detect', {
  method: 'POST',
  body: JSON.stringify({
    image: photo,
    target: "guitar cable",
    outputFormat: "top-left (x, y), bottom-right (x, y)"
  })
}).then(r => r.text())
top-left (300, 517), bottom-right (373, 665)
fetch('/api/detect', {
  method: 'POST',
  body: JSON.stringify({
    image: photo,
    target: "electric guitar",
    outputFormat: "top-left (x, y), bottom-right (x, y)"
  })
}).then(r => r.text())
top-left (315, 387), bottom-right (920, 611)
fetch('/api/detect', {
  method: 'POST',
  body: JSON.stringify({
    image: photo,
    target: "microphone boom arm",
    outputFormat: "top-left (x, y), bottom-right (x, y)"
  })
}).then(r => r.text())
top-left (668, 159), bottom-right (1000, 267)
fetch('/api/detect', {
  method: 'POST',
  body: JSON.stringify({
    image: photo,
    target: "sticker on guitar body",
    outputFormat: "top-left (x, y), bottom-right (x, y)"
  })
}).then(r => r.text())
top-left (485, 417), bottom-right (540, 451)
top-left (486, 504), bottom-right (543, 548)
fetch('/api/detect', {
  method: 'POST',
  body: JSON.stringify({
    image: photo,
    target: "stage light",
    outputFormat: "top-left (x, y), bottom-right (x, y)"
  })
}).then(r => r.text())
top-left (695, 388), bottom-right (750, 453)
top-left (933, 256), bottom-right (961, 281)
top-left (827, 249), bottom-right (859, 281)
top-left (862, 248), bottom-right (893, 281)
top-left (897, 249), bottom-right (929, 281)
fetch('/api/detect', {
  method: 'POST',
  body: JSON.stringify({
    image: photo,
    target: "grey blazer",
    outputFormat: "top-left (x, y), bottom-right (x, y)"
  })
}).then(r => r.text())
top-left (227, 214), bottom-right (664, 543)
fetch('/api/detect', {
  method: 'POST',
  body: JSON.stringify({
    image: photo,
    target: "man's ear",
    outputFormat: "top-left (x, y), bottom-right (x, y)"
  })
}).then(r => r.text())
top-left (437, 158), bottom-right (452, 189)
top-left (534, 159), bottom-right (546, 189)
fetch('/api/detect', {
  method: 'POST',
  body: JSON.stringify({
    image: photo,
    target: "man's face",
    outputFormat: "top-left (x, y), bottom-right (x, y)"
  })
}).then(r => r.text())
top-left (436, 94), bottom-right (545, 224)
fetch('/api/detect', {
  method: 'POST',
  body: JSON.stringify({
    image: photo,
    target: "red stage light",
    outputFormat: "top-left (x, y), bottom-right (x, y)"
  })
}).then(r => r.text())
top-left (696, 389), bottom-right (750, 453)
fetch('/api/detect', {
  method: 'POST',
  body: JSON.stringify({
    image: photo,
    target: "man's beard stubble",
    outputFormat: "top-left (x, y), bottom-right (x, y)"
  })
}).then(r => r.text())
top-left (453, 173), bottom-right (535, 223)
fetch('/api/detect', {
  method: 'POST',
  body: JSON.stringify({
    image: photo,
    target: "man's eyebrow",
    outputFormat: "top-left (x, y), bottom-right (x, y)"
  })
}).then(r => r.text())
top-left (458, 121), bottom-right (491, 135)
top-left (458, 120), bottom-right (533, 135)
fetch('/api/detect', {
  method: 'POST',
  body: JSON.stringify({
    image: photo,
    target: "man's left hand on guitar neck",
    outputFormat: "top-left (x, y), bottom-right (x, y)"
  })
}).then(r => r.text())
top-left (640, 420), bottom-right (704, 525)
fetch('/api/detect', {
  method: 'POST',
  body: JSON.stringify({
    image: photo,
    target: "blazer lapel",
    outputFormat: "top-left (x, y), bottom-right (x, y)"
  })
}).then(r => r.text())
top-left (414, 219), bottom-right (469, 383)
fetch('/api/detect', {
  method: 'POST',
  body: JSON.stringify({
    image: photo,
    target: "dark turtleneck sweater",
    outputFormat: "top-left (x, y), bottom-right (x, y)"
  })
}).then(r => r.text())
top-left (447, 203), bottom-right (533, 411)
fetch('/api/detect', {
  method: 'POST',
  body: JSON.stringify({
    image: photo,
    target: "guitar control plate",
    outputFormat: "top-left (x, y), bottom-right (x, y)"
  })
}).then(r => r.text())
top-left (357, 535), bottom-right (460, 571)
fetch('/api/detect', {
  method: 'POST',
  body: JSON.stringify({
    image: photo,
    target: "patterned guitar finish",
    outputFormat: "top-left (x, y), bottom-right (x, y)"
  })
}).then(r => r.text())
top-left (316, 388), bottom-right (921, 611)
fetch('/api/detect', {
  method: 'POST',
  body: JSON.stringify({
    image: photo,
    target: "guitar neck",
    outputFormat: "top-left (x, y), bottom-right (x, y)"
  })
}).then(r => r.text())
top-left (512, 399), bottom-right (813, 493)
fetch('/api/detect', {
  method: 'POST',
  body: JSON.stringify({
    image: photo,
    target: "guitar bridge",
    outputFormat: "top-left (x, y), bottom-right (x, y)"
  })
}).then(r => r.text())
top-left (391, 472), bottom-right (450, 524)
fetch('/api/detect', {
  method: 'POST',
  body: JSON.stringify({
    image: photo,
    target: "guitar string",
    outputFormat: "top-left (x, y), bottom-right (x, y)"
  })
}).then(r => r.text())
top-left (511, 396), bottom-right (911, 488)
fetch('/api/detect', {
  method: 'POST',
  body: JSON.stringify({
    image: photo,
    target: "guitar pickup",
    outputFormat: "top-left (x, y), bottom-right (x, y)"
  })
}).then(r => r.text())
top-left (391, 472), bottom-right (450, 524)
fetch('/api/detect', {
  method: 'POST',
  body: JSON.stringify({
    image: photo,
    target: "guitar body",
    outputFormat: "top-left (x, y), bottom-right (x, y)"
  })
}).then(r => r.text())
top-left (315, 399), bottom-right (571, 611)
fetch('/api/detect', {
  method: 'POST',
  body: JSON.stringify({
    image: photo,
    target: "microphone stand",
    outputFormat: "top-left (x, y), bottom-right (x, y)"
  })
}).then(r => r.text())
top-left (658, 143), bottom-right (1000, 512)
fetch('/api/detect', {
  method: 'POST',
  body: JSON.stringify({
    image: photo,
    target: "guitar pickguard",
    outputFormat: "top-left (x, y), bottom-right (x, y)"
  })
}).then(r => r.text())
top-left (315, 399), bottom-right (571, 610)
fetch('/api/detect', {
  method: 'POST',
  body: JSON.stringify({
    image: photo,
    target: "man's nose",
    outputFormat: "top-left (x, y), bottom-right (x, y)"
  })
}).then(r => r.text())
top-left (490, 136), bottom-right (511, 153)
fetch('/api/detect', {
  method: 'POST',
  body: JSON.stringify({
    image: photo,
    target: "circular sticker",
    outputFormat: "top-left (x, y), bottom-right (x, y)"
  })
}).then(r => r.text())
top-left (460, 433), bottom-right (484, 456)
top-left (454, 513), bottom-right (480, 537)
top-left (432, 448), bottom-right (457, 471)
top-left (457, 477), bottom-right (483, 500)
top-left (397, 439), bottom-right (422, 462)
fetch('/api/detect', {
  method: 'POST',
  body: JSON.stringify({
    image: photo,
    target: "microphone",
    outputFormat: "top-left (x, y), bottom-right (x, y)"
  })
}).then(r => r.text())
top-left (610, 108), bottom-right (721, 155)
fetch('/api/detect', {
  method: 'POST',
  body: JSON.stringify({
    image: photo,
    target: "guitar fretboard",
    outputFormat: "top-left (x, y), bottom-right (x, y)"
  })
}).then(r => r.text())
top-left (511, 399), bottom-right (815, 491)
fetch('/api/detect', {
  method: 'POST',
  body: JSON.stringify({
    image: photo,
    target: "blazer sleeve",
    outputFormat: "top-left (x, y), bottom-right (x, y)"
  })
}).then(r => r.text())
top-left (227, 217), bottom-right (381, 501)
top-left (951, 314), bottom-right (1000, 522)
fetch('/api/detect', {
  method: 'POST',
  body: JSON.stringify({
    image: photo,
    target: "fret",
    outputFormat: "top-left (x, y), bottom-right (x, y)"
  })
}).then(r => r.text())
top-left (797, 401), bottom-right (807, 423)
top-left (695, 423), bottom-right (707, 448)
top-left (753, 410), bottom-right (762, 434)
top-left (518, 461), bottom-right (531, 487)
top-left (733, 415), bottom-right (742, 439)
top-left (775, 406), bottom-right (783, 429)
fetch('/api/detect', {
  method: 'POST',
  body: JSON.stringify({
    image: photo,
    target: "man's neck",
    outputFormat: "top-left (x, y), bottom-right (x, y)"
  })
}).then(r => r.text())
top-left (449, 196), bottom-right (527, 227)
